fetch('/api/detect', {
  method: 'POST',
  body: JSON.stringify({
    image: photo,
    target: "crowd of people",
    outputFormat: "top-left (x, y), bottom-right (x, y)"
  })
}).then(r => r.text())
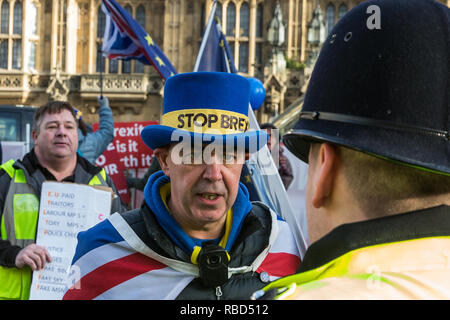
top-left (0, 0), bottom-right (449, 300)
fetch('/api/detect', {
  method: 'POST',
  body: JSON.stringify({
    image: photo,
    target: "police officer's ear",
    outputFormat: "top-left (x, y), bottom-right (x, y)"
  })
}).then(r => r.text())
top-left (153, 146), bottom-right (171, 177)
top-left (309, 143), bottom-right (339, 209)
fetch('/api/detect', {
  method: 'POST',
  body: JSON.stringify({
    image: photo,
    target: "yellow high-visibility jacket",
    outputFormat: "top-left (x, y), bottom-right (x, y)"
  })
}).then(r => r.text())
top-left (0, 159), bottom-right (109, 300)
top-left (256, 205), bottom-right (450, 300)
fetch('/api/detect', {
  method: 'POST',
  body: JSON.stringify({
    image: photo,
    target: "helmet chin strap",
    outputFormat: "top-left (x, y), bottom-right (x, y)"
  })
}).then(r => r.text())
top-left (299, 111), bottom-right (450, 141)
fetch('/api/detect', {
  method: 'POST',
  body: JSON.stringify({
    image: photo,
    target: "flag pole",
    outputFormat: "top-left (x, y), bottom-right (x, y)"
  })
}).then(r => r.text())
top-left (193, 0), bottom-right (218, 71)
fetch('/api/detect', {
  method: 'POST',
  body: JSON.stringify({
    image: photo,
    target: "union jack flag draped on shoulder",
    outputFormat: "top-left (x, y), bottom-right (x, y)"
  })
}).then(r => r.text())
top-left (101, 0), bottom-right (177, 80)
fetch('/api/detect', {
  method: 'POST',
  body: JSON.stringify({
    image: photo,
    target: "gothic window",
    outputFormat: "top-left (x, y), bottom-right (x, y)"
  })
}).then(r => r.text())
top-left (96, 42), bottom-right (104, 72)
top-left (12, 1), bottom-right (21, 34)
top-left (136, 5), bottom-right (145, 28)
top-left (12, 39), bottom-right (20, 69)
top-left (0, 40), bottom-right (7, 69)
top-left (0, 0), bottom-right (25, 70)
top-left (256, 3), bottom-right (263, 38)
top-left (97, 5), bottom-right (105, 37)
top-left (255, 42), bottom-right (262, 77)
top-left (0, 1), bottom-right (8, 69)
top-left (240, 2), bottom-right (249, 37)
top-left (228, 41), bottom-right (234, 60)
top-left (1, 1), bottom-right (9, 34)
top-left (226, 2), bottom-right (235, 36)
top-left (338, 4), bottom-right (347, 20)
top-left (237, 2), bottom-right (249, 73)
top-left (325, 4), bottom-right (335, 35)
top-left (255, 3), bottom-right (264, 77)
top-left (109, 58), bottom-right (118, 74)
top-left (122, 59), bottom-right (132, 74)
top-left (238, 42), bottom-right (248, 73)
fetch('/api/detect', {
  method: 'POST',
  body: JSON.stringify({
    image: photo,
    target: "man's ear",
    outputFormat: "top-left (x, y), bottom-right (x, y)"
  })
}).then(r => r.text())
top-left (32, 130), bottom-right (38, 143)
top-left (153, 147), bottom-right (170, 176)
top-left (311, 143), bottom-right (339, 209)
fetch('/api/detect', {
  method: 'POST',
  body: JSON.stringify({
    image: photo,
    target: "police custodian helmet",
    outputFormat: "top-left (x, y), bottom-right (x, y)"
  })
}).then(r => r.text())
top-left (283, 0), bottom-right (450, 175)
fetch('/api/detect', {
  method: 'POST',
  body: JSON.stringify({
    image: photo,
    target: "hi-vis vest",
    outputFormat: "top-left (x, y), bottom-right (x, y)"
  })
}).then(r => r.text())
top-left (253, 205), bottom-right (450, 300)
top-left (257, 236), bottom-right (450, 300)
top-left (0, 159), bottom-right (108, 300)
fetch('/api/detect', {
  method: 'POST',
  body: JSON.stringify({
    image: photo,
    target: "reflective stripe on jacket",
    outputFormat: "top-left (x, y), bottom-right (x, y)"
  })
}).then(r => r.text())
top-left (0, 159), bottom-right (108, 300)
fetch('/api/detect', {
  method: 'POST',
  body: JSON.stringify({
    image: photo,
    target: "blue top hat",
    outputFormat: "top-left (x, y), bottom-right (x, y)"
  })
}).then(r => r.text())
top-left (141, 72), bottom-right (267, 152)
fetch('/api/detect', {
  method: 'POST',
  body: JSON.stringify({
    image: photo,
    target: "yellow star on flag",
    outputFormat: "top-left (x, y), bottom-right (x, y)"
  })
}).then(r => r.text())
top-left (145, 34), bottom-right (154, 46)
top-left (155, 56), bottom-right (165, 66)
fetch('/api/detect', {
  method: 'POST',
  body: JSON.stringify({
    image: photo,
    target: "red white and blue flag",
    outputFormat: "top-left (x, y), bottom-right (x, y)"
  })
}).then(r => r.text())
top-left (101, 0), bottom-right (177, 80)
top-left (63, 212), bottom-right (300, 300)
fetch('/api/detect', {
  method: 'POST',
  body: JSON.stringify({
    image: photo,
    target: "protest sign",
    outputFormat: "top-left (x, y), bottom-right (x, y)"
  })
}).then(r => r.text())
top-left (29, 182), bottom-right (112, 300)
top-left (93, 121), bottom-right (157, 205)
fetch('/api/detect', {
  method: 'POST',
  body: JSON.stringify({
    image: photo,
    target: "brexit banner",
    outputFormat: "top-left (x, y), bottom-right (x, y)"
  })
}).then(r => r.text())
top-left (93, 121), bottom-right (157, 204)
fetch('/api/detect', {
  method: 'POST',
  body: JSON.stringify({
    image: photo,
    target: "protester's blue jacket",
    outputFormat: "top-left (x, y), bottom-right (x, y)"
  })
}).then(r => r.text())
top-left (78, 96), bottom-right (114, 164)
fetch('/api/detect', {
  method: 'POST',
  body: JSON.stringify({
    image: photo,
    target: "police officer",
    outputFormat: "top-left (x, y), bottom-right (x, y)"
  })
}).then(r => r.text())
top-left (254, 0), bottom-right (450, 299)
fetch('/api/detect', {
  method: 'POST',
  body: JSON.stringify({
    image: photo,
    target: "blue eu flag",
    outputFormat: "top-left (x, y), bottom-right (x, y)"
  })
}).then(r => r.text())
top-left (101, 0), bottom-right (177, 80)
top-left (195, 16), bottom-right (237, 73)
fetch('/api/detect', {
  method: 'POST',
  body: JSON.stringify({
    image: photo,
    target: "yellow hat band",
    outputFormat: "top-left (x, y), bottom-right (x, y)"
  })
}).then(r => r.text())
top-left (161, 108), bottom-right (250, 135)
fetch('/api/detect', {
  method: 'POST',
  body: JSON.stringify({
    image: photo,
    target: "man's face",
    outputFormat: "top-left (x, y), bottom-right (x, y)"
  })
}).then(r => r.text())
top-left (159, 144), bottom-right (244, 231)
top-left (33, 109), bottom-right (78, 161)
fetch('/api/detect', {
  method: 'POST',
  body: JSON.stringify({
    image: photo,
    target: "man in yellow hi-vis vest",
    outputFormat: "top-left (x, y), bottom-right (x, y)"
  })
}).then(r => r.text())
top-left (0, 101), bottom-right (125, 300)
top-left (253, 0), bottom-right (450, 300)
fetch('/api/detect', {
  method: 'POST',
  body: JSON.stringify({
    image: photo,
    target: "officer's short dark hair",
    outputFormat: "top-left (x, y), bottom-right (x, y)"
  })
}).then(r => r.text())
top-left (310, 143), bottom-right (450, 217)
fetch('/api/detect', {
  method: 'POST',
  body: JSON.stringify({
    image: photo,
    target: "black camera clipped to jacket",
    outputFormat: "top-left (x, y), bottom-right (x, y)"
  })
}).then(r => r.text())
top-left (197, 241), bottom-right (230, 287)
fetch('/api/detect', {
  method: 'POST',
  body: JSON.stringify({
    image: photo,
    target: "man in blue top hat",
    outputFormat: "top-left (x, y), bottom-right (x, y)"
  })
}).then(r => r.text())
top-left (63, 72), bottom-right (301, 300)
top-left (253, 0), bottom-right (450, 300)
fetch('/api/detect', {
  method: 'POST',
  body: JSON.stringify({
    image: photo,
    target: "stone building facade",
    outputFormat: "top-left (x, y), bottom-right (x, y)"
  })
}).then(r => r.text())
top-left (0, 0), bottom-right (448, 125)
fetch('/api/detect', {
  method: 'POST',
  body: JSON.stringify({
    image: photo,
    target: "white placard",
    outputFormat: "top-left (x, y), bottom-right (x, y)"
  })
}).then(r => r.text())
top-left (29, 182), bottom-right (112, 300)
